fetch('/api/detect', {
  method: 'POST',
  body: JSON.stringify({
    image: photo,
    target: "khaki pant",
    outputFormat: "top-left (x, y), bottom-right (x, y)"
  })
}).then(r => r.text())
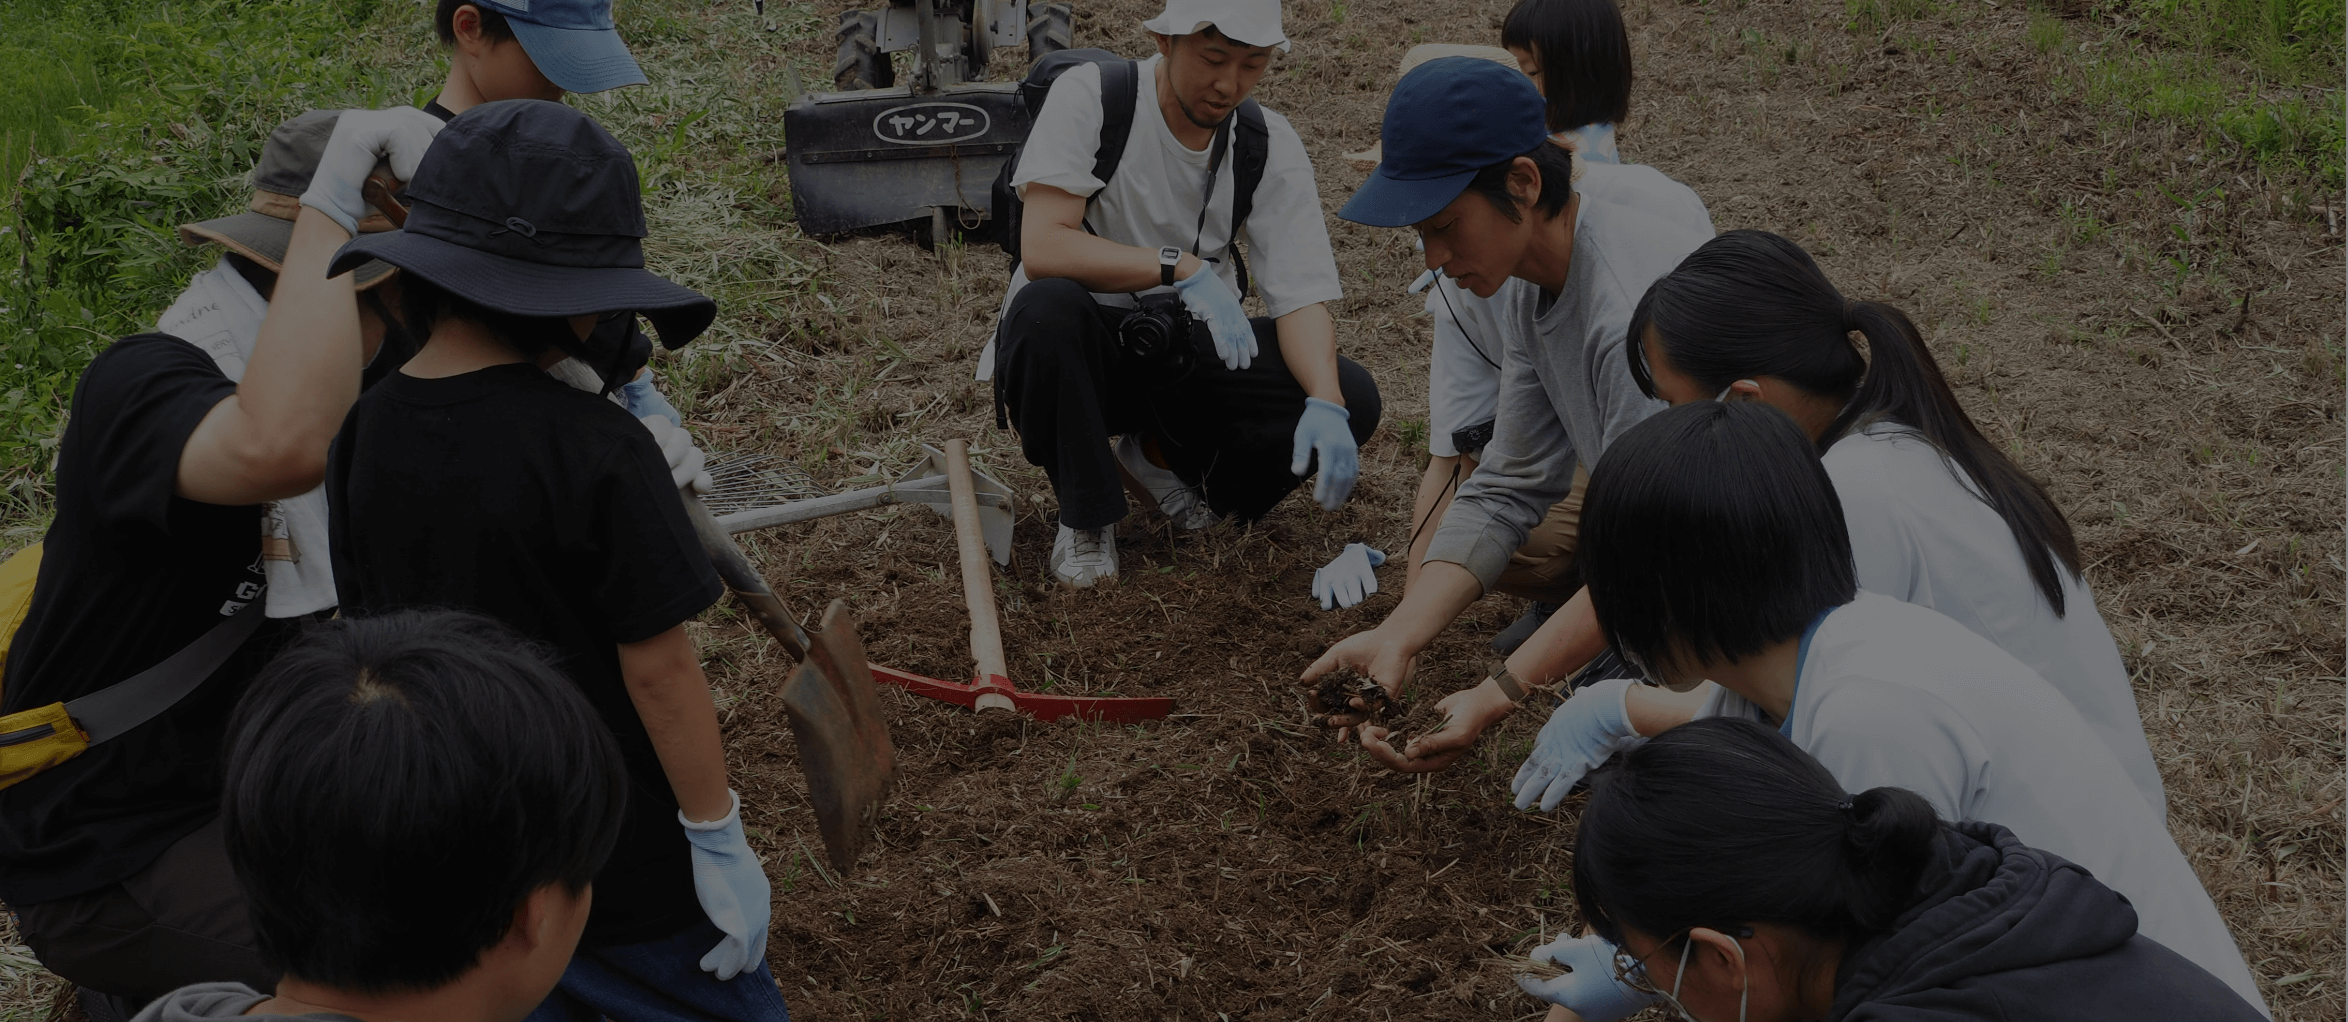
top-left (15, 818), bottom-right (274, 1003)
top-left (1492, 464), bottom-right (1587, 605)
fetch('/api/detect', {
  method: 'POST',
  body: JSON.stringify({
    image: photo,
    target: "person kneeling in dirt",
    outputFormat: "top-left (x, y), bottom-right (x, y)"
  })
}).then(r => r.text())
top-left (1300, 57), bottom-right (1706, 769)
top-left (0, 107), bottom-right (442, 1022)
top-left (1527, 716), bottom-right (2266, 1022)
top-left (134, 609), bottom-right (628, 1022)
top-left (324, 100), bottom-right (784, 1022)
top-left (1518, 401), bottom-right (2266, 1015)
top-left (982, 0), bottom-right (1382, 588)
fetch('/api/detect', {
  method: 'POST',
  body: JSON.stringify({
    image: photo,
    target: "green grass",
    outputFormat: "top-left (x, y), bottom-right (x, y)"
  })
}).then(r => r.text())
top-left (0, 0), bottom-right (427, 518)
top-left (1856, 0), bottom-right (2344, 187)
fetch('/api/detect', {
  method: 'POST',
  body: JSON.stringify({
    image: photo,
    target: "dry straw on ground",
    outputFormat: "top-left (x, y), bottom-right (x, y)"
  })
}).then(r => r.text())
top-left (23, 0), bottom-right (2344, 1018)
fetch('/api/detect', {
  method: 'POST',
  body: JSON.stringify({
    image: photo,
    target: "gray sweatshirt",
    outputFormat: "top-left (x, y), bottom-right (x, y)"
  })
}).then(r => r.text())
top-left (1423, 194), bottom-right (1712, 586)
top-left (130, 983), bottom-right (360, 1022)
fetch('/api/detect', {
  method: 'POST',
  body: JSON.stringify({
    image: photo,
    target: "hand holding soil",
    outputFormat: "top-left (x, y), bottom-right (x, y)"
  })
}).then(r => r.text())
top-left (1357, 679), bottom-right (1517, 773)
top-left (1297, 627), bottom-right (1418, 733)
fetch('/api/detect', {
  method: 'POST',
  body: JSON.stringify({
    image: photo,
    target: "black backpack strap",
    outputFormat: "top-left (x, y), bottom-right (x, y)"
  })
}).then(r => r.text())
top-left (1091, 60), bottom-right (1139, 190)
top-left (1226, 99), bottom-right (1270, 299)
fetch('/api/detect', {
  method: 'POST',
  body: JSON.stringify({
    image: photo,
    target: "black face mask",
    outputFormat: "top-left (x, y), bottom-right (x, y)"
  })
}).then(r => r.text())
top-left (563, 311), bottom-right (654, 396)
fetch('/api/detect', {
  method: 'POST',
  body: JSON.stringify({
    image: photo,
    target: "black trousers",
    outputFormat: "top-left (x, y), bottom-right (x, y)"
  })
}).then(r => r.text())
top-left (15, 817), bottom-right (275, 1004)
top-left (996, 277), bottom-right (1382, 530)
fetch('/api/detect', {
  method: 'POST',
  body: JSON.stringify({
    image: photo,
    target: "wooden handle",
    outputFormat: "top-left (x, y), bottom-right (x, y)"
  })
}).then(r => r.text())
top-left (944, 440), bottom-right (1014, 711)
top-left (360, 174), bottom-right (408, 228)
top-left (683, 492), bottom-right (811, 661)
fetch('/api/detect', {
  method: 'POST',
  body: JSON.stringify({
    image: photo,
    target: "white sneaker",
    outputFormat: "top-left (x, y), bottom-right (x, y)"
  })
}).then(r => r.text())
top-left (1115, 435), bottom-right (1219, 530)
top-left (1051, 523), bottom-right (1118, 588)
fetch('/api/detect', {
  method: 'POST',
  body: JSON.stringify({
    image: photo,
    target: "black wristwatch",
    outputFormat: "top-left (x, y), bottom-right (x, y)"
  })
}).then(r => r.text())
top-left (1159, 246), bottom-right (1181, 287)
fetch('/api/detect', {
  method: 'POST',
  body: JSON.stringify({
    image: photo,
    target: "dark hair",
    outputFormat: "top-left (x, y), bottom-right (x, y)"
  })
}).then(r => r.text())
top-left (1625, 230), bottom-right (2084, 614)
top-left (1580, 401), bottom-right (1857, 676)
top-left (1573, 717), bottom-right (1942, 949)
top-left (223, 609), bottom-right (627, 992)
top-left (1500, 0), bottom-right (1634, 131)
top-left (1466, 140), bottom-right (1575, 224)
top-left (435, 0), bottom-right (515, 46)
top-left (398, 274), bottom-right (574, 360)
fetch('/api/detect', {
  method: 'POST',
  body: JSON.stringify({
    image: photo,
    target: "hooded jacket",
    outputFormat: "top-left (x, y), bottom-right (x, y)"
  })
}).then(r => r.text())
top-left (1830, 821), bottom-right (2266, 1022)
top-left (129, 983), bottom-right (357, 1022)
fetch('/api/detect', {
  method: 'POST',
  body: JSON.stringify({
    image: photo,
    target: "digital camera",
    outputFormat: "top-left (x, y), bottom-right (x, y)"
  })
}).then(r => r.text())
top-left (1115, 293), bottom-right (1198, 382)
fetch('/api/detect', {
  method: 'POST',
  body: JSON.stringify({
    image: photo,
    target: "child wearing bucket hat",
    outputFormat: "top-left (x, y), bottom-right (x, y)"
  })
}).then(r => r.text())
top-left (0, 106), bottom-right (443, 1020)
top-left (322, 100), bottom-right (785, 1022)
top-left (1299, 57), bottom-right (1709, 776)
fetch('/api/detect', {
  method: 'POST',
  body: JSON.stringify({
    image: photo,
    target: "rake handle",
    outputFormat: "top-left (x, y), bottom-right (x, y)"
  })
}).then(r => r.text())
top-left (944, 440), bottom-right (1014, 711)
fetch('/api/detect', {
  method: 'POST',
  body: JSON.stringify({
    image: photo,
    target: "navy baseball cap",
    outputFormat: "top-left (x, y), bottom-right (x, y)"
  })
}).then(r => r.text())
top-left (480, 0), bottom-right (646, 94)
top-left (1338, 57), bottom-right (1547, 228)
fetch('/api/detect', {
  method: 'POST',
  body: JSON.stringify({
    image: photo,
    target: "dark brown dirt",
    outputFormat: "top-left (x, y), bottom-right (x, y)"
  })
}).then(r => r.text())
top-left (659, 0), bottom-right (2348, 1018)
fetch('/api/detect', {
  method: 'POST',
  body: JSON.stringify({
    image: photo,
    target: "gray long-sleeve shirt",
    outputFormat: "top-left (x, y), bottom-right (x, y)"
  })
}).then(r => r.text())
top-left (1423, 195), bottom-right (1712, 586)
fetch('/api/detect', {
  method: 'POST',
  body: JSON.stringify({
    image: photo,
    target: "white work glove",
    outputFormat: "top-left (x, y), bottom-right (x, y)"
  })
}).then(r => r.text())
top-left (1511, 676), bottom-right (1641, 812)
top-left (622, 368), bottom-right (684, 428)
top-left (298, 106), bottom-right (443, 235)
top-left (1311, 543), bottom-right (1386, 610)
top-left (1516, 932), bottom-right (1663, 1021)
top-left (1171, 262), bottom-right (1257, 370)
top-left (639, 414), bottom-right (712, 495)
top-left (679, 790), bottom-right (771, 981)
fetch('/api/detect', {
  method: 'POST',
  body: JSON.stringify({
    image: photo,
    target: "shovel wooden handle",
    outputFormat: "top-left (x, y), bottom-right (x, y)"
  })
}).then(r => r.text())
top-left (944, 440), bottom-right (1014, 711)
top-left (683, 492), bottom-right (812, 661)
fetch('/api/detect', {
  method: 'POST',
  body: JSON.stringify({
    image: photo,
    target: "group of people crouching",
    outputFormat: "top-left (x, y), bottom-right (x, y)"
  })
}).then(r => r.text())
top-left (0, 0), bottom-right (2280, 1019)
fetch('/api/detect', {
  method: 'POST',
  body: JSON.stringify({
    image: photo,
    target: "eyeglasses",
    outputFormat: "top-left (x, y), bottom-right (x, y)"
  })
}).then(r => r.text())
top-left (1611, 926), bottom-right (1755, 1022)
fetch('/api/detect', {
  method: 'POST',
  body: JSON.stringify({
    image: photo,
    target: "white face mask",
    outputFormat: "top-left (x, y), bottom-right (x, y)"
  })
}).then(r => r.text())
top-left (1659, 932), bottom-right (1749, 1022)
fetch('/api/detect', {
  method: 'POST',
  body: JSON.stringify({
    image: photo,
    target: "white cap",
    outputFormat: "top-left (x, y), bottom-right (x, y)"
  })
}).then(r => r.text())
top-left (1142, 0), bottom-right (1290, 52)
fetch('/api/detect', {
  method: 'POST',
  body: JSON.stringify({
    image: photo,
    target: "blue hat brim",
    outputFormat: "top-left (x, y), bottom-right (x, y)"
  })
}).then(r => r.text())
top-left (508, 18), bottom-right (648, 94)
top-left (1337, 165), bottom-right (1478, 229)
top-left (332, 231), bottom-right (714, 349)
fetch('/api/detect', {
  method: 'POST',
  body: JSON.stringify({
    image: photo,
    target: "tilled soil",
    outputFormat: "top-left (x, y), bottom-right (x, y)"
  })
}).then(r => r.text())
top-left (677, 0), bottom-right (2348, 1018)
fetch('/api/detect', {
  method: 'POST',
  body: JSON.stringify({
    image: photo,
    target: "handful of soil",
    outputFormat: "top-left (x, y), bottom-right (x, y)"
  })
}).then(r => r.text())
top-left (1379, 700), bottom-right (1451, 754)
top-left (1309, 669), bottom-right (1405, 728)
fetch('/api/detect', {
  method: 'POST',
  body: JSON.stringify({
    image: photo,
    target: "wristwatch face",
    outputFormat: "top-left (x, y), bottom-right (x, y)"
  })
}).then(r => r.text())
top-left (1159, 246), bottom-right (1180, 285)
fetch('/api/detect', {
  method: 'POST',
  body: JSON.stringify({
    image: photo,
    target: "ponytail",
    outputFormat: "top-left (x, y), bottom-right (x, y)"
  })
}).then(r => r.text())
top-left (1627, 230), bottom-right (2083, 614)
top-left (1828, 298), bottom-right (2083, 614)
top-left (1572, 717), bottom-right (1941, 948)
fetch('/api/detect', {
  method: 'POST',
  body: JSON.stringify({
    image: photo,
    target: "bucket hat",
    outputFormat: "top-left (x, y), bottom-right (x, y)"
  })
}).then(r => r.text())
top-left (180, 111), bottom-right (399, 289)
top-left (1142, 0), bottom-right (1289, 51)
top-left (475, 0), bottom-right (647, 94)
top-left (1338, 57), bottom-right (1548, 228)
top-left (329, 99), bottom-right (715, 349)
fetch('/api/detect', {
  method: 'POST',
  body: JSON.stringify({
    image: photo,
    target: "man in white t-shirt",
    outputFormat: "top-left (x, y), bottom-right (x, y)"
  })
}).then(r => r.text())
top-left (983, 0), bottom-right (1379, 588)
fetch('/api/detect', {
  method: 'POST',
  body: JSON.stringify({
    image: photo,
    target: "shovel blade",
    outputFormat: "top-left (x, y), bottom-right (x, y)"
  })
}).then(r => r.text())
top-left (778, 600), bottom-right (895, 875)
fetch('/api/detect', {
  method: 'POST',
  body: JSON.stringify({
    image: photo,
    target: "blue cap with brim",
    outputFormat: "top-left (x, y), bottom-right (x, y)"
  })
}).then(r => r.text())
top-left (1337, 57), bottom-right (1548, 228)
top-left (480, 0), bottom-right (648, 94)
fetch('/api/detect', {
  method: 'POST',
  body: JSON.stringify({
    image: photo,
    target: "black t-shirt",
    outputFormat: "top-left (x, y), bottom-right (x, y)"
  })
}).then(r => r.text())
top-left (327, 364), bottom-right (723, 947)
top-left (0, 335), bottom-right (299, 905)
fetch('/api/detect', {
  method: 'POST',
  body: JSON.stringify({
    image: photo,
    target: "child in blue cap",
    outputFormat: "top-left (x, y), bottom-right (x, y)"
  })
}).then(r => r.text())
top-left (1300, 56), bottom-right (1709, 776)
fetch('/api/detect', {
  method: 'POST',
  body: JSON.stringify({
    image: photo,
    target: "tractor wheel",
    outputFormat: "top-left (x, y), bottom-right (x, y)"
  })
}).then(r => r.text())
top-left (1026, 2), bottom-right (1072, 61)
top-left (833, 10), bottom-right (893, 91)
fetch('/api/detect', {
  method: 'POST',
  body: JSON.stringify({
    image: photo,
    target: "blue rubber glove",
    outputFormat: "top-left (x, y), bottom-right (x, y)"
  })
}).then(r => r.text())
top-left (1290, 398), bottom-right (1358, 510)
top-left (1511, 676), bottom-right (1642, 812)
top-left (1172, 262), bottom-right (1257, 370)
top-left (1516, 932), bottom-right (1663, 1021)
top-left (1312, 543), bottom-right (1386, 610)
top-left (622, 367), bottom-right (684, 428)
top-left (679, 791), bottom-right (770, 981)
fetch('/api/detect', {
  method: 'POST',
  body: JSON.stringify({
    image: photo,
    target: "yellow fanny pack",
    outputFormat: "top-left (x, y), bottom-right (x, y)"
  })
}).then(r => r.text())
top-left (0, 545), bottom-right (264, 791)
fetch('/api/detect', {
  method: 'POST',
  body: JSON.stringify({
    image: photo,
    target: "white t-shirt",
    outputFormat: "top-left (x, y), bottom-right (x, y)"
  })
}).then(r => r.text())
top-left (1696, 593), bottom-right (2265, 1014)
top-left (1825, 420), bottom-right (2164, 812)
top-left (1424, 161), bottom-right (1712, 456)
top-left (977, 55), bottom-right (1342, 381)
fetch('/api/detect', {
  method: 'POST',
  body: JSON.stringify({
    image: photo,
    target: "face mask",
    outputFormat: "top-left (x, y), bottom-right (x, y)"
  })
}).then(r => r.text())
top-left (1660, 932), bottom-right (1749, 1022)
